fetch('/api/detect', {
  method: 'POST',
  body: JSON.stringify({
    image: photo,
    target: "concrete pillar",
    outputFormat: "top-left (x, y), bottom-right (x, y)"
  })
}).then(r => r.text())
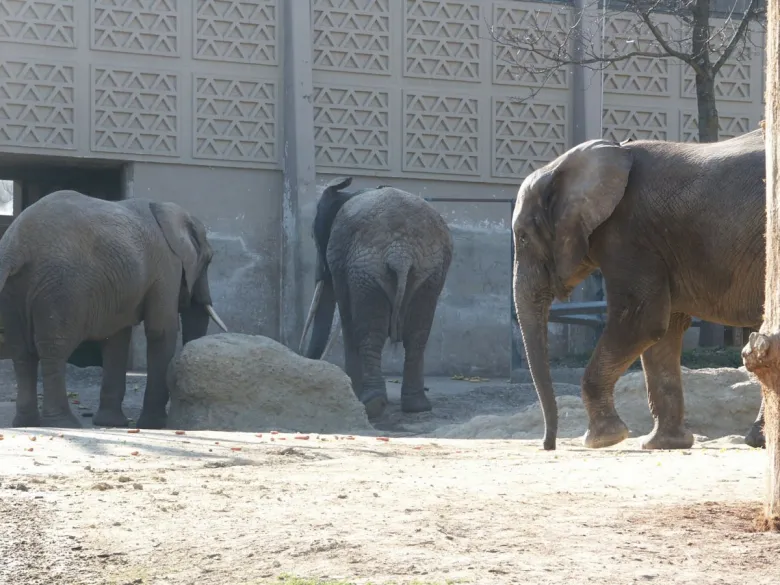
top-left (568, 1), bottom-right (605, 355)
top-left (279, 0), bottom-right (317, 348)
top-left (572, 0), bottom-right (603, 144)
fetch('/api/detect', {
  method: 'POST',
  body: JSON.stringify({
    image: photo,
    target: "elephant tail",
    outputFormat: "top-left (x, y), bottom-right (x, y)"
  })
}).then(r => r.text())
top-left (387, 253), bottom-right (411, 343)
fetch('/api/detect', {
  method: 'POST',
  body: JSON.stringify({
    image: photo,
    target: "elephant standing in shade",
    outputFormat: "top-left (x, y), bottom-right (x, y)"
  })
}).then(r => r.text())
top-left (512, 129), bottom-right (767, 451)
top-left (0, 190), bottom-right (228, 430)
top-left (300, 177), bottom-right (453, 419)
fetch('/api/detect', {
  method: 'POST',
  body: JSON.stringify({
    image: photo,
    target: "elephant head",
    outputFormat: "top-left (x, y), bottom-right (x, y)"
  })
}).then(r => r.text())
top-left (299, 176), bottom-right (356, 359)
top-left (149, 201), bottom-right (228, 344)
top-left (513, 139), bottom-right (633, 450)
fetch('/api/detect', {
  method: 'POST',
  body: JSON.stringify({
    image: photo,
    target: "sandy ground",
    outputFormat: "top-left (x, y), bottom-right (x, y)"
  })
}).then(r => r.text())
top-left (1, 364), bottom-right (779, 584)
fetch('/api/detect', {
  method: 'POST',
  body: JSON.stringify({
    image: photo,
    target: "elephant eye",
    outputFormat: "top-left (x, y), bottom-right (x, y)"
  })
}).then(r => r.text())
top-left (516, 233), bottom-right (528, 247)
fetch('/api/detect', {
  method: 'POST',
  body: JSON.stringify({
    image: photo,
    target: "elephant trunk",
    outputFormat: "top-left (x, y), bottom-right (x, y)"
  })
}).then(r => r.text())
top-left (180, 304), bottom-right (210, 345)
top-left (302, 279), bottom-right (337, 359)
top-left (181, 272), bottom-right (228, 344)
top-left (515, 274), bottom-right (558, 450)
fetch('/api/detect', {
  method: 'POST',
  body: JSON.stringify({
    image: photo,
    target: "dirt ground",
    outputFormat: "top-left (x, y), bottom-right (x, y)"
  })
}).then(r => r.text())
top-left (1, 364), bottom-right (779, 585)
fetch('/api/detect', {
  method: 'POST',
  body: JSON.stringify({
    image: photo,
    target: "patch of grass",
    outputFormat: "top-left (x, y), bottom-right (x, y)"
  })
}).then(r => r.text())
top-left (549, 346), bottom-right (745, 371)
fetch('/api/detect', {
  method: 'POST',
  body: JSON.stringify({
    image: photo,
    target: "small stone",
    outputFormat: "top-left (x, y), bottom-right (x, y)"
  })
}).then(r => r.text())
top-left (133, 483), bottom-right (143, 490)
top-left (117, 476), bottom-right (132, 483)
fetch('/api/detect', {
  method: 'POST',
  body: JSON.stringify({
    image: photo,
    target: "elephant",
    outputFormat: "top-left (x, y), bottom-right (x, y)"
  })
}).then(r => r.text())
top-left (512, 128), bottom-right (766, 451)
top-left (299, 177), bottom-right (453, 419)
top-left (0, 189), bottom-right (228, 430)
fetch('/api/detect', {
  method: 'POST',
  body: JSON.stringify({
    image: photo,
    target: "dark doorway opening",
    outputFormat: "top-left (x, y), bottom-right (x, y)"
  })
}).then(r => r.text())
top-left (0, 154), bottom-right (129, 368)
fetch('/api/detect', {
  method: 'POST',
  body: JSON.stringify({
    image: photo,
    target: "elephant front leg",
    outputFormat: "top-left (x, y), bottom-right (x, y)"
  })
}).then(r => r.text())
top-left (11, 354), bottom-right (40, 427)
top-left (582, 291), bottom-right (671, 449)
top-left (136, 324), bottom-right (177, 430)
top-left (93, 327), bottom-right (132, 428)
top-left (638, 313), bottom-right (695, 450)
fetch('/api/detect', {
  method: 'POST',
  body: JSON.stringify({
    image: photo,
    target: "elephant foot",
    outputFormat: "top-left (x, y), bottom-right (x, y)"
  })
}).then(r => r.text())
top-left (401, 390), bottom-right (432, 413)
top-left (92, 408), bottom-right (130, 428)
top-left (583, 415), bottom-right (629, 449)
top-left (745, 421), bottom-right (766, 449)
top-left (12, 410), bottom-right (41, 428)
top-left (40, 412), bottom-right (82, 429)
top-left (639, 426), bottom-right (694, 450)
top-left (136, 411), bottom-right (167, 430)
top-left (361, 390), bottom-right (388, 420)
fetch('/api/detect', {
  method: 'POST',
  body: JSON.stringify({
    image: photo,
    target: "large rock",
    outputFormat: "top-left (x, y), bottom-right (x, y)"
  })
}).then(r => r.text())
top-left (166, 333), bottom-right (374, 434)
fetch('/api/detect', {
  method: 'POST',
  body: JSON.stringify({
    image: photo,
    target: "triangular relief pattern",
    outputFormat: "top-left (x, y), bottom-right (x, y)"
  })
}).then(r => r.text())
top-left (313, 84), bottom-right (389, 169)
top-left (312, 0), bottom-right (390, 74)
top-left (492, 98), bottom-right (566, 178)
top-left (403, 91), bottom-right (479, 175)
top-left (0, 0), bottom-right (75, 47)
top-left (404, 0), bottom-right (480, 82)
top-left (91, 66), bottom-right (179, 156)
top-left (91, 0), bottom-right (179, 56)
top-left (193, 75), bottom-right (277, 163)
top-left (0, 59), bottom-right (75, 149)
top-left (194, 0), bottom-right (277, 65)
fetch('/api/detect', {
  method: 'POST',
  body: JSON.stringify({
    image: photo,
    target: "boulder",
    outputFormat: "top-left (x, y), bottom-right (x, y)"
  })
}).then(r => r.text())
top-left (166, 333), bottom-right (374, 434)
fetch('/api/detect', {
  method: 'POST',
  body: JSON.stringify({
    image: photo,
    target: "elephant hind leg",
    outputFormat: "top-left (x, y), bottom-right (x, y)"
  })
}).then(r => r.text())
top-left (11, 354), bottom-right (40, 427)
top-left (334, 286), bottom-right (363, 401)
top-left (638, 313), bottom-right (695, 450)
top-left (3, 306), bottom-right (42, 427)
top-left (745, 397), bottom-right (765, 449)
top-left (37, 352), bottom-right (81, 428)
top-left (400, 277), bottom-right (444, 414)
top-left (349, 283), bottom-right (391, 420)
top-left (93, 326), bottom-right (132, 428)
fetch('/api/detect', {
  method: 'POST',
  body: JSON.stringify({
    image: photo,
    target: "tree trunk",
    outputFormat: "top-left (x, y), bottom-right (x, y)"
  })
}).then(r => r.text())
top-left (691, 0), bottom-right (718, 144)
top-left (695, 73), bottom-right (719, 144)
top-left (742, 0), bottom-right (780, 527)
top-left (691, 0), bottom-right (726, 347)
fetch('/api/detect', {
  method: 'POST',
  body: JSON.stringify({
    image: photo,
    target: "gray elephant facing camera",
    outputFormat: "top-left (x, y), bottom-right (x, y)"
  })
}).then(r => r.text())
top-left (512, 128), bottom-right (766, 451)
top-left (300, 177), bottom-right (454, 420)
top-left (0, 189), bottom-right (227, 430)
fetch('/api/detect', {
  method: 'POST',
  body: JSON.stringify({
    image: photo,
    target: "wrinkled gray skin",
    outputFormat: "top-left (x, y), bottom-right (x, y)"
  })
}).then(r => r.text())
top-left (301, 177), bottom-right (453, 419)
top-left (0, 190), bottom-right (227, 430)
top-left (513, 129), bottom-right (766, 451)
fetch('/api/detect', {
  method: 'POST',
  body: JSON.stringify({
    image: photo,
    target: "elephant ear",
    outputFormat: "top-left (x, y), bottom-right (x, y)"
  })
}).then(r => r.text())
top-left (313, 177), bottom-right (357, 281)
top-left (324, 176), bottom-right (352, 191)
top-left (545, 140), bottom-right (633, 284)
top-left (149, 201), bottom-right (201, 298)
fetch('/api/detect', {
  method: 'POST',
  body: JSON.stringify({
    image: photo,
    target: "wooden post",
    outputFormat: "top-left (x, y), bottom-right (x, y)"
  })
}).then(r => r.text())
top-left (742, 2), bottom-right (780, 526)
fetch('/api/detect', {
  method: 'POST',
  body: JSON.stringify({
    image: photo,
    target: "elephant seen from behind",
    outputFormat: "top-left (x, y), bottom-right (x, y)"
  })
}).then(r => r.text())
top-left (300, 177), bottom-right (454, 420)
top-left (512, 129), bottom-right (766, 451)
top-left (0, 189), bottom-right (228, 430)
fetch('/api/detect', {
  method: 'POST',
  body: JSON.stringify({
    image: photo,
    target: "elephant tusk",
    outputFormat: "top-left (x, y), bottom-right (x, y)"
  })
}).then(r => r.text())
top-left (206, 304), bottom-right (229, 333)
top-left (322, 309), bottom-right (341, 358)
top-left (300, 280), bottom-right (323, 353)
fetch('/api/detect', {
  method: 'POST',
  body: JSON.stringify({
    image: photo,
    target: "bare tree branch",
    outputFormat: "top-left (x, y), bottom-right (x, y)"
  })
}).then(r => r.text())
top-left (713, 0), bottom-right (762, 73)
top-left (489, 0), bottom-right (764, 80)
top-left (635, 6), bottom-right (697, 66)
